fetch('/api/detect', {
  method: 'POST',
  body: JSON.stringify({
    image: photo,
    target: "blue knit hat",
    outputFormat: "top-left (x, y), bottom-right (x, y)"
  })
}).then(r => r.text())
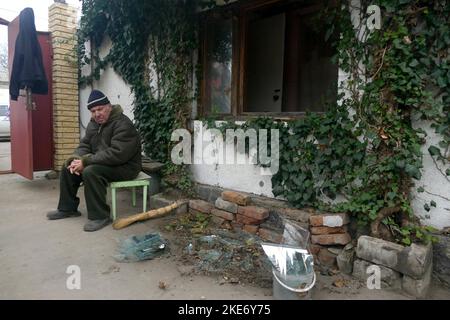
top-left (87, 89), bottom-right (110, 109)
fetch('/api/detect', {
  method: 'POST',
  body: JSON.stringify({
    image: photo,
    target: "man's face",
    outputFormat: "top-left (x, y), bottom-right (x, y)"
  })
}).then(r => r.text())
top-left (90, 104), bottom-right (112, 124)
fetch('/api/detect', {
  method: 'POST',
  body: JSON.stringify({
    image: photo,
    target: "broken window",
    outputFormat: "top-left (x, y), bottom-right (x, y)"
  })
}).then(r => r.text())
top-left (203, 12), bottom-right (233, 114)
top-left (200, 0), bottom-right (338, 118)
top-left (282, 8), bottom-right (338, 112)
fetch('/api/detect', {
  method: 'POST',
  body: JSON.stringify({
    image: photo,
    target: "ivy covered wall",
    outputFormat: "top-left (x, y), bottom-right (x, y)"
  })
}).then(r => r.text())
top-left (77, 0), bottom-right (450, 243)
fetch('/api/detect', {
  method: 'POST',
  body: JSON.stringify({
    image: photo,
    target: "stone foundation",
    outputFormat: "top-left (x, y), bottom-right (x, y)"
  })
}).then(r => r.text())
top-left (354, 235), bottom-right (433, 298)
top-left (432, 233), bottom-right (450, 288)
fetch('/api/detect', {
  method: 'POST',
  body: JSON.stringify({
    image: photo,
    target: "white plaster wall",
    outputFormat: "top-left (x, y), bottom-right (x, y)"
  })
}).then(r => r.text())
top-left (190, 163), bottom-right (275, 196)
top-left (79, 37), bottom-right (135, 136)
top-left (189, 121), bottom-right (275, 197)
top-left (410, 120), bottom-right (450, 229)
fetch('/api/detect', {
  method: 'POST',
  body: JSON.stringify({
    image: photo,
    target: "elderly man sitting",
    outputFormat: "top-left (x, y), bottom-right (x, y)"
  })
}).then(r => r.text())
top-left (47, 90), bottom-right (142, 232)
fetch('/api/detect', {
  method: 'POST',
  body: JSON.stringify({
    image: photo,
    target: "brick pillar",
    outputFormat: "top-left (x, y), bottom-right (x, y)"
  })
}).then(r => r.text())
top-left (49, 2), bottom-right (79, 170)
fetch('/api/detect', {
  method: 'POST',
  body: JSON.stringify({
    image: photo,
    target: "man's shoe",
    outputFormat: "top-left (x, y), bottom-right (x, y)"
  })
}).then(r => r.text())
top-left (83, 218), bottom-right (112, 232)
top-left (47, 210), bottom-right (81, 220)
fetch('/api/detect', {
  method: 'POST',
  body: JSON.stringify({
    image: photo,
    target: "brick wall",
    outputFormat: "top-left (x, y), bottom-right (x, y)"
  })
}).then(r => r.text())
top-left (49, 3), bottom-right (79, 170)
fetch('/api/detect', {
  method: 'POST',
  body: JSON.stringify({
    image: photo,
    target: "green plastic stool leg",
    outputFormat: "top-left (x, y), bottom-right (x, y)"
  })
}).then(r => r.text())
top-left (132, 187), bottom-right (136, 207)
top-left (111, 187), bottom-right (117, 221)
top-left (143, 184), bottom-right (148, 212)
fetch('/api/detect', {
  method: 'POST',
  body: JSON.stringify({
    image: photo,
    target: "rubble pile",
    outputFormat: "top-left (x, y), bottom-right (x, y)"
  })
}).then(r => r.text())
top-left (178, 191), bottom-right (321, 287)
top-left (163, 188), bottom-right (440, 298)
top-left (182, 229), bottom-right (273, 287)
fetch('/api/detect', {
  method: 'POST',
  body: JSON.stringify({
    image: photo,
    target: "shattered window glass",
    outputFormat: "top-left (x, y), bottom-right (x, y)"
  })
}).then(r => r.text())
top-left (205, 15), bottom-right (232, 114)
top-left (262, 220), bottom-right (315, 292)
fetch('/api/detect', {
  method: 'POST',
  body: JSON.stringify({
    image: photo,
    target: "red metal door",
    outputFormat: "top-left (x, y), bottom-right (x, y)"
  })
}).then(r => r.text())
top-left (31, 32), bottom-right (54, 172)
top-left (8, 15), bottom-right (54, 180)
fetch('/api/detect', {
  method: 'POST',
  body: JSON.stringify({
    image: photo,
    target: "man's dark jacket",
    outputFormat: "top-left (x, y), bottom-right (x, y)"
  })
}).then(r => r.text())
top-left (9, 8), bottom-right (48, 101)
top-left (67, 105), bottom-right (142, 177)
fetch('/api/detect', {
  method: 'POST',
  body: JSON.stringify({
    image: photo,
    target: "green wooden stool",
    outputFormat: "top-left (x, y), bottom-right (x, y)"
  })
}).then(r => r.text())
top-left (109, 171), bottom-right (150, 221)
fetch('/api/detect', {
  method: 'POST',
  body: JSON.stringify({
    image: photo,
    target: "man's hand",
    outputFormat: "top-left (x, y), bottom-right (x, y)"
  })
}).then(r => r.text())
top-left (67, 159), bottom-right (84, 175)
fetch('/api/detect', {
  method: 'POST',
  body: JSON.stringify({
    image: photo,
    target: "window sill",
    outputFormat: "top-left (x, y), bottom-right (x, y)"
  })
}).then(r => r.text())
top-left (198, 112), bottom-right (326, 122)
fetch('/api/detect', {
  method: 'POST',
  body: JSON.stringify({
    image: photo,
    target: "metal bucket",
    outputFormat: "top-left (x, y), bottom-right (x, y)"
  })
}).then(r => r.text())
top-left (272, 268), bottom-right (316, 300)
top-left (262, 242), bottom-right (316, 300)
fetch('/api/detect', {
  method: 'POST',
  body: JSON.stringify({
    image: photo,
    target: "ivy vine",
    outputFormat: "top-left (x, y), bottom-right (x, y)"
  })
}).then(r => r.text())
top-left (325, 0), bottom-right (449, 244)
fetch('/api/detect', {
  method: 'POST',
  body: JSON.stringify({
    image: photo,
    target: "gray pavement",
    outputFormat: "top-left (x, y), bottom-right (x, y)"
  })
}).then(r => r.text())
top-left (0, 172), bottom-right (271, 299)
top-left (0, 171), bottom-right (448, 300)
top-left (0, 141), bottom-right (11, 171)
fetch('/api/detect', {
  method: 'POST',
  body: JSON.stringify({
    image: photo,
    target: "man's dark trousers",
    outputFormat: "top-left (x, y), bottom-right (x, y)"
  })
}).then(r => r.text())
top-left (57, 164), bottom-right (138, 220)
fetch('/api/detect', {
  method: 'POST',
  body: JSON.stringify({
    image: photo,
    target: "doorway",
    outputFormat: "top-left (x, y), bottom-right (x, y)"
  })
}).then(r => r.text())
top-left (0, 22), bottom-right (11, 173)
top-left (5, 13), bottom-right (54, 179)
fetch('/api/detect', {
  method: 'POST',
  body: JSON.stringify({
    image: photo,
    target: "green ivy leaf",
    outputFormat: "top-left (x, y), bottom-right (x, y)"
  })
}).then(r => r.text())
top-left (428, 146), bottom-right (441, 156)
top-left (430, 200), bottom-right (437, 207)
top-left (424, 203), bottom-right (430, 212)
top-left (396, 160), bottom-right (405, 168)
top-left (409, 59), bottom-right (419, 67)
top-left (405, 164), bottom-right (421, 180)
top-left (387, 192), bottom-right (396, 200)
top-left (325, 25), bottom-right (334, 42)
top-left (401, 229), bottom-right (410, 236)
top-left (437, 76), bottom-right (447, 88)
top-left (402, 237), bottom-right (411, 245)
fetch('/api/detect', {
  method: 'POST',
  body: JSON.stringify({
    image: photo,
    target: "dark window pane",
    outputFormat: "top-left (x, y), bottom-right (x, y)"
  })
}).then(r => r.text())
top-left (202, 1), bottom-right (337, 116)
top-left (243, 3), bottom-right (337, 113)
top-left (245, 12), bottom-right (286, 113)
top-left (283, 9), bottom-right (338, 112)
top-left (205, 17), bottom-right (232, 114)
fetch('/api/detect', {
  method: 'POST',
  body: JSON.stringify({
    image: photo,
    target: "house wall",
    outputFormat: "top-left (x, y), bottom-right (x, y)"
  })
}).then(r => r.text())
top-left (79, 38), bottom-right (134, 137)
top-left (189, 120), bottom-right (275, 197)
top-left (78, 1), bottom-right (450, 230)
top-left (410, 120), bottom-right (450, 230)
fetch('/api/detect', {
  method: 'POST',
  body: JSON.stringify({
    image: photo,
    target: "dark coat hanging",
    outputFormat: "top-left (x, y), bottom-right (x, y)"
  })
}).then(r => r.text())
top-left (9, 7), bottom-right (48, 101)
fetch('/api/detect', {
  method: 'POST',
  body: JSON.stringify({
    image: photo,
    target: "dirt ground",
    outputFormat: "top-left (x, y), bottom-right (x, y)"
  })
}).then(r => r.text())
top-left (0, 171), bottom-right (448, 300)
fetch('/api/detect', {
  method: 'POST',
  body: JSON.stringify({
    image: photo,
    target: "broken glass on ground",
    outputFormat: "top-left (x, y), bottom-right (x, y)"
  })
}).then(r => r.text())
top-left (262, 219), bottom-right (316, 292)
top-left (262, 243), bottom-right (315, 291)
top-left (173, 212), bottom-right (313, 288)
top-left (182, 229), bottom-right (273, 287)
top-left (114, 232), bottom-right (169, 262)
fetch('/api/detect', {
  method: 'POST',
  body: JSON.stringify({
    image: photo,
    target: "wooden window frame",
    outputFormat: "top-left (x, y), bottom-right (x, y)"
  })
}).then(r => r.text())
top-left (199, 0), bottom-right (335, 120)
